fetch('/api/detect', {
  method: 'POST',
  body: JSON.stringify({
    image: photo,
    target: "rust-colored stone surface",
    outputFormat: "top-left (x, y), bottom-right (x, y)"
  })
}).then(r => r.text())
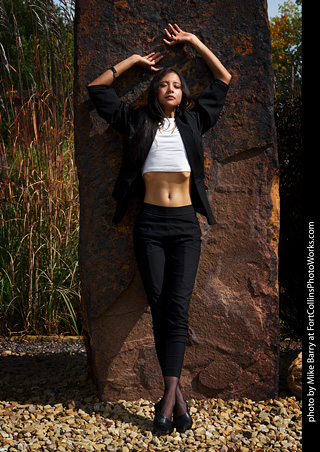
top-left (74, 0), bottom-right (280, 402)
top-left (287, 352), bottom-right (302, 399)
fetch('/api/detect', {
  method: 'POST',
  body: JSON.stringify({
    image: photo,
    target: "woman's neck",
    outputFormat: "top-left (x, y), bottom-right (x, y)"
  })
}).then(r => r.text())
top-left (163, 108), bottom-right (176, 118)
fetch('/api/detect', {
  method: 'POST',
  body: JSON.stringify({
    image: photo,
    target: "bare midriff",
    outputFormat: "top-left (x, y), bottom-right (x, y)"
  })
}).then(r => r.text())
top-left (143, 171), bottom-right (192, 207)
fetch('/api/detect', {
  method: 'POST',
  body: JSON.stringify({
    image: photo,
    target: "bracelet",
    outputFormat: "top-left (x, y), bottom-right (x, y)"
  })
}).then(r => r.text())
top-left (109, 66), bottom-right (119, 78)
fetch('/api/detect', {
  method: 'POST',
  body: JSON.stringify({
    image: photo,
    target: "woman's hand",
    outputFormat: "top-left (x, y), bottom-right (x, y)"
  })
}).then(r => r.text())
top-left (163, 24), bottom-right (195, 46)
top-left (135, 52), bottom-right (164, 71)
top-left (163, 23), bottom-right (231, 85)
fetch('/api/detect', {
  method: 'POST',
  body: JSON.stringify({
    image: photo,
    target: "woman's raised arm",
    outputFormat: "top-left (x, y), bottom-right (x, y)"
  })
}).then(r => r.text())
top-left (88, 52), bottom-right (163, 87)
top-left (163, 24), bottom-right (231, 85)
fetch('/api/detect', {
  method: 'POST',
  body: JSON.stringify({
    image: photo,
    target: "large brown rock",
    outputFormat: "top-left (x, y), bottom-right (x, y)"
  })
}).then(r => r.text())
top-left (287, 352), bottom-right (302, 399)
top-left (74, 0), bottom-right (280, 401)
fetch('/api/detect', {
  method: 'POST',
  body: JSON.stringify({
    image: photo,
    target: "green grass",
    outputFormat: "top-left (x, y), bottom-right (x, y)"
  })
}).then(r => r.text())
top-left (0, 135), bottom-right (81, 336)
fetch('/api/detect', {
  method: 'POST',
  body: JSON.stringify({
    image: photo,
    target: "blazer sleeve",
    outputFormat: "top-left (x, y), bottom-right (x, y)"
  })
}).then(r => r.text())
top-left (193, 79), bottom-right (229, 135)
top-left (87, 84), bottom-right (132, 134)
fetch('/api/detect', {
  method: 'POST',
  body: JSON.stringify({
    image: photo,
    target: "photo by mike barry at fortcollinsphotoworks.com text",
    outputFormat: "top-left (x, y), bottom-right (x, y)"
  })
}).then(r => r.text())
top-left (304, 221), bottom-right (318, 436)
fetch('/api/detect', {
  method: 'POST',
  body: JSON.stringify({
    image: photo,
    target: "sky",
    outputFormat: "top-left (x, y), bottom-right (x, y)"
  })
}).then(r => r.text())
top-left (267, 0), bottom-right (287, 18)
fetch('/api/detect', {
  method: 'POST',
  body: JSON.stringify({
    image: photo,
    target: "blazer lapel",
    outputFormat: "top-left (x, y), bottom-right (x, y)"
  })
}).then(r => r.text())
top-left (139, 127), bottom-right (155, 165)
top-left (176, 117), bottom-right (201, 175)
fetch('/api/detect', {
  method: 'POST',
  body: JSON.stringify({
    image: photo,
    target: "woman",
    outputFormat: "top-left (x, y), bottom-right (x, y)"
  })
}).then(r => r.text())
top-left (88, 23), bottom-right (231, 433)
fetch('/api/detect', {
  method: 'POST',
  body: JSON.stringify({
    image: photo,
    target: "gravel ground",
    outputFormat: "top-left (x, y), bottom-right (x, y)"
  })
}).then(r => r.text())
top-left (0, 338), bottom-right (302, 452)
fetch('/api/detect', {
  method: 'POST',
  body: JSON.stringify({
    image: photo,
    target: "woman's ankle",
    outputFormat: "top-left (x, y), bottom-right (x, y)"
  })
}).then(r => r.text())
top-left (160, 393), bottom-right (176, 419)
top-left (174, 384), bottom-right (187, 416)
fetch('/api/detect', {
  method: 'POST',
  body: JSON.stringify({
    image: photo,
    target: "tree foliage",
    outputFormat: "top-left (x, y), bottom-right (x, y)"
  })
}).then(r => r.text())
top-left (270, 1), bottom-right (303, 339)
top-left (270, 0), bottom-right (302, 98)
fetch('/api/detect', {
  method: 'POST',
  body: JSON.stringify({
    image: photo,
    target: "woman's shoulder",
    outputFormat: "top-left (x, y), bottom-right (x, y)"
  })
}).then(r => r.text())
top-left (129, 105), bottom-right (149, 125)
top-left (181, 79), bottom-right (230, 134)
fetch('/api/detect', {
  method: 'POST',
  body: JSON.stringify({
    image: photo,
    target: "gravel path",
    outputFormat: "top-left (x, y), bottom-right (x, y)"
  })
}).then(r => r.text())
top-left (0, 338), bottom-right (302, 452)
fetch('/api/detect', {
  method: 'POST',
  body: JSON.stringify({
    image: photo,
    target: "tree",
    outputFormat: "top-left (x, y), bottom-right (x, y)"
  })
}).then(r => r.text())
top-left (270, 0), bottom-right (302, 98)
top-left (270, 0), bottom-right (303, 339)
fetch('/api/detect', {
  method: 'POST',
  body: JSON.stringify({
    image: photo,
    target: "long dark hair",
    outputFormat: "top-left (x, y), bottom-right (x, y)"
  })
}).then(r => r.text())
top-left (130, 68), bottom-right (191, 162)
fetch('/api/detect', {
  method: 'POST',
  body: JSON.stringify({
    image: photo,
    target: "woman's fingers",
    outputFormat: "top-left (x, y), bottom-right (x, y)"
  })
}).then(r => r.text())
top-left (149, 53), bottom-right (163, 65)
top-left (168, 23), bottom-right (178, 35)
top-left (139, 52), bottom-right (163, 71)
top-left (164, 23), bottom-right (186, 45)
top-left (152, 55), bottom-right (164, 70)
top-left (164, 28), bottom-right (173, 39)
top-left (146, 52), bottom-right (162, 62)
top-left (164, 28), bottom-right (176, 45)
top-left (150, 65), bottom-right (163, 72)
top-left (154, 54), bottom-right (164, 63)
top-left (145, 52), bottom-right (157, 59)
top-left (173, 23), bottom-right (183, 32)
top-left (168, 23), bottom-right (184, 36)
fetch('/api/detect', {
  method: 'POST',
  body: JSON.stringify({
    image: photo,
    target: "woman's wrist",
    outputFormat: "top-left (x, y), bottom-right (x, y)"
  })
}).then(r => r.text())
top-left (189, 34), bottom-right (206, 53)
top-left (129, 54), bottom-right (141, 66)
top-left (114, 55), bottom-right (139, 73)
top-left (189, 34), bottom-right (201, 47)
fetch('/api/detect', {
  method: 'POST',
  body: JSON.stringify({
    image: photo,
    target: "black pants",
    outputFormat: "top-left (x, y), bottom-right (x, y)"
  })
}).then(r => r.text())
top-left (133, 202), bottom-right (201, 378)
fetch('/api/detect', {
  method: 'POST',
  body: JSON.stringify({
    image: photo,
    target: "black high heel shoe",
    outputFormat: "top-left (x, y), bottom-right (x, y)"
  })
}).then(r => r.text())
top-left (153, 400), bottom-right (173, 433)
top-left (172, 400), bottom-right (193, 432)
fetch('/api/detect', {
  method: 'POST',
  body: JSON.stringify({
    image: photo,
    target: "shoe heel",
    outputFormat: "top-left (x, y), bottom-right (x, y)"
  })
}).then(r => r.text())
top-left (153, 400), bottom-right (173, 433)
top-left (172, 400), bottom-right (193, 432)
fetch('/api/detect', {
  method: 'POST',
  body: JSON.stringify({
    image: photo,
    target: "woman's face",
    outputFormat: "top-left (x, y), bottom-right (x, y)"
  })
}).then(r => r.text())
top-left (157, 72), bottom-right (183, 117)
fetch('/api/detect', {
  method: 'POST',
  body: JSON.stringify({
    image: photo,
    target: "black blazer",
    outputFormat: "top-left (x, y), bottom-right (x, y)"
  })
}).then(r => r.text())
top-left (87, 79), bottom-right (229, 224)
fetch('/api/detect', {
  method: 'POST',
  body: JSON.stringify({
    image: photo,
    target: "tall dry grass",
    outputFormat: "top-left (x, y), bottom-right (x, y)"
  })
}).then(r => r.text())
top-left (0, 0), bottom-right (80, 336)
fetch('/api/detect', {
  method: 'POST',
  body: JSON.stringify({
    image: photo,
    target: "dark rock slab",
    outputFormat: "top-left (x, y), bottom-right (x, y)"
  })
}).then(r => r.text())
top-left (74, 0), bottom-right (280, 401)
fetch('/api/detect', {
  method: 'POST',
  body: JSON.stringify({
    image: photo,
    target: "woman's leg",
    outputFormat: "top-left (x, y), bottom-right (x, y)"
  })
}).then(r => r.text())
top-left (133, 204), bottom-right (201, 421)
top-left (133, 233), bottom-right (190, 419)
top-left (133, 235), bottom-right (167, 373)
top-left (160, 233), bottom-right (201, 418)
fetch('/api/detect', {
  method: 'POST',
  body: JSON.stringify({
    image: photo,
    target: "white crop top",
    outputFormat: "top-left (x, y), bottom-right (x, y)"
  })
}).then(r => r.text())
top-left (141, 118), bottom-right (191, 175)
